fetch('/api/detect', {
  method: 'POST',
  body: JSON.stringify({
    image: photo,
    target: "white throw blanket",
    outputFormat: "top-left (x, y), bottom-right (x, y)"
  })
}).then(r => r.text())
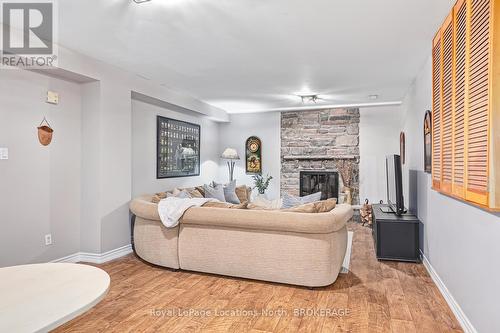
top-left (157, 197), bottom-right (214, 228)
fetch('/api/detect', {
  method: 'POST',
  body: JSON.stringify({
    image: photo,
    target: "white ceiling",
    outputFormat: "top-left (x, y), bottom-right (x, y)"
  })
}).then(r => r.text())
top-left (59, 0), bottom-right (455, 113)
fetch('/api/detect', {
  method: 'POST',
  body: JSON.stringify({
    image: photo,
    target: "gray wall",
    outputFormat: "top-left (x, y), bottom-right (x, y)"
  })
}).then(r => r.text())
top-left (0, 70), bottom-right (82, 266)
top-left (217, 112), bottom-right (281, 200)
top-left (401, 55), bottom-right (500, 333)
top-left (132, 99), bottom-right (220, 197)
top-left (359, 106), bottom-right (401, 204)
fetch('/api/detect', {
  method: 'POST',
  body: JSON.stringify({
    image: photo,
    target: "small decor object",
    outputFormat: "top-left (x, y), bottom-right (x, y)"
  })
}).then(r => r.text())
top-left (221, 148), bottom-right (240, 181)
top-left (335, 159), bottom-right (355, 205)
top-left (157, 116), bottom-right (200, 178)
top-left (252, 174), bottom-right (273, 195)
top-left (246, 136), bottom-right (262, 174)
top-left (360, 199), bottom-right (373, 226)
top-left (400, 131), bottom-right (406, 165)
top-left (37, 117), bottom-right (54, 146)
top-left (424, 110), bottom-right (432, 173)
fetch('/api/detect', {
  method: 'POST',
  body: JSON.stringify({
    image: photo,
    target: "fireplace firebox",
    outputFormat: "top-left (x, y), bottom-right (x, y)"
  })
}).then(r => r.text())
top-left (299, 171), bottom-right (339, 201)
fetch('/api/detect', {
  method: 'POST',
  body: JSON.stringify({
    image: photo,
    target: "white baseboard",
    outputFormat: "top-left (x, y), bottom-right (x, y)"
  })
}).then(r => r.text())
top-left (51, 244), bottom-right (133, 264)
top-left (420, 251), bottom-right (477, 333)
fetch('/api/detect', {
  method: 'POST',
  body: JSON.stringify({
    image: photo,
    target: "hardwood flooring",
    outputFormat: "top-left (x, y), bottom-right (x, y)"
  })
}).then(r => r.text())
top-left (54, 222), bottom-right (462, 332)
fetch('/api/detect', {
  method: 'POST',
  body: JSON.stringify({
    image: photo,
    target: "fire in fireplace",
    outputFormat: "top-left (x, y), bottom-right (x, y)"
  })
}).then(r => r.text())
top-left (300, 171), bottom-right (339, 201)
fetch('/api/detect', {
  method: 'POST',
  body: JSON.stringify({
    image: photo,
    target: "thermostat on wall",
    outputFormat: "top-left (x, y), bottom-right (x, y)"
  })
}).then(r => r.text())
top-left (47, 91), bottom-right (59, 105)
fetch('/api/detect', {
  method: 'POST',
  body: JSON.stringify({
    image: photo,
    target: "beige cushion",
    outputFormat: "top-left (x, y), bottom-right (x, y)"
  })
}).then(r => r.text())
top-left (130, 196), bottom-right (161, 221)
top-left (235, 185), bottom-right (252, 203)
top-left (202, 201), bottom-right (248, 209)
top-left (282, 198), bottom-right (337, 213)
top-left (181, 204), bottom-right (352, 234)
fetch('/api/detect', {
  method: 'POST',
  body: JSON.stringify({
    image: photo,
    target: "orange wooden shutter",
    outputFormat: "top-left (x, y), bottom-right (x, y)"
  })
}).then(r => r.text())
top-left (453, 0), bottom-right (468, 198)
top-left (442, 14), bottom-right (454, 194)
top-left (432, 32), bottom-right (443, 190)
top-left (466, 0), bottom-right (490, 205)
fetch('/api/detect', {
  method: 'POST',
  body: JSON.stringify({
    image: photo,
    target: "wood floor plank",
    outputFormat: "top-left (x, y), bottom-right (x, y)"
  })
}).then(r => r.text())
top-left (53, 221), bottom-right (462, 333)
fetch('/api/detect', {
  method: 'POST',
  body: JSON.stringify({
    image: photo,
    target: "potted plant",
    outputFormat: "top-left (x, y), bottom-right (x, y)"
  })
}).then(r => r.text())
top-left (252, 174), bottom-right (273, 198)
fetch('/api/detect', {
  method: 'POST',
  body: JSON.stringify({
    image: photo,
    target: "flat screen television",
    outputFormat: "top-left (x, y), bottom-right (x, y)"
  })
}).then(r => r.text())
top-left (386, 154), bottom-right (405, 215)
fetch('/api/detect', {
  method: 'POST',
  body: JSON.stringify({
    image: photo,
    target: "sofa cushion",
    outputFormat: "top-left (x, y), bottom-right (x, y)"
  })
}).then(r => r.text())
top-left (282, 192), bottom-right (322, 208)
top-left (202, 201), bottom-right (248, 209)
top-left (282, 199), bottom-right (337, 213)
top-left (203, 183), bottom-right (226, 202)
top-left (181, 204), bottom-right (353, 234)
top-left (235, 185), bottom-right (252, 203)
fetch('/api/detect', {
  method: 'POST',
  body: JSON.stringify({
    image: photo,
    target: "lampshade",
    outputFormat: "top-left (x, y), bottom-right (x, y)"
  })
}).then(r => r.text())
top-left (221, 148), bottom-right (240, 160)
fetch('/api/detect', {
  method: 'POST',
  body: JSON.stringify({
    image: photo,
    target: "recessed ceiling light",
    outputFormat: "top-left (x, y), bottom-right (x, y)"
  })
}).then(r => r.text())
top-left (133, 0), bottom-right (151, 3)
top-left (369, 94), bottom-right (379, 100)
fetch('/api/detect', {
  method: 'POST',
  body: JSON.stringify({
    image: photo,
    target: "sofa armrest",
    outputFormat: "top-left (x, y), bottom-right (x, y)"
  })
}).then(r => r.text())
top-left (181, 204), bottom-right (353, 234)
top-left (130, 195), bottom-right (161, 221)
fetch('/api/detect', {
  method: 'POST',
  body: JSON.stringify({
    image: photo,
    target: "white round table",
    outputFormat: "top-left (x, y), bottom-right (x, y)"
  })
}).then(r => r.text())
top-left (0, 263), bottom-right (110, 333)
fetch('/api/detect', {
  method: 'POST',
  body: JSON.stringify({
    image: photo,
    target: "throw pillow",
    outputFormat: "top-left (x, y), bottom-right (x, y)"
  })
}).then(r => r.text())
top-left (315, 198), bottom-right (337, 212)
top-left (203, 183), bottom-right (226, 202)
top-left (202, 201), bottom-right (248, 209)
top-left (213, 180), bottom-right (240, 204)
top-left (235, 185), bottom-right (251, 203)
top-left (195, 186), bottom-right (206, 197)
top-left (187, 188), bottom-right (204, 198)
top-left (281, 198), bottom-right (337, 213)
top-left (281, 192), bottom-right (322, 208)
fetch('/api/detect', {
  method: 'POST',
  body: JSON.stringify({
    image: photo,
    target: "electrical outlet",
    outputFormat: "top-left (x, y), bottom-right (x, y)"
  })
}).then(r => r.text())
top-left (0, 148), bottom-right (8, 160)
top-left (45, 234), bottom-right (52, 246)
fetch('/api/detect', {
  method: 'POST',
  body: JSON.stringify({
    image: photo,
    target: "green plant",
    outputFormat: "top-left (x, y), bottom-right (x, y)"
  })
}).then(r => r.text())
top-left (252, 174), bottom-right (273, 195)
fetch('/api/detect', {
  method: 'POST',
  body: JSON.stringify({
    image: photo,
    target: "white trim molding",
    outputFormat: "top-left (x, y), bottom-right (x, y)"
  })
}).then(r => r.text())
top-left (52, 244), bottom-right (133, 265)
top-left (420, 251), bottom-right (477, 333)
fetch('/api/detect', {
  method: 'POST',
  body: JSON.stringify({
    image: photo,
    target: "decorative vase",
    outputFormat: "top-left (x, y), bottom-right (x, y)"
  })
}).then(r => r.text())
top-left (344, 187), bottom-right (353, 205)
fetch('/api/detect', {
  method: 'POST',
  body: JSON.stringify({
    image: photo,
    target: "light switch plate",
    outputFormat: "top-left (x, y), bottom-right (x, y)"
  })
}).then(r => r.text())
top-left (47, 91), bottom-right (59, 105)
top-left (0, 148), bottom-right (8, 160)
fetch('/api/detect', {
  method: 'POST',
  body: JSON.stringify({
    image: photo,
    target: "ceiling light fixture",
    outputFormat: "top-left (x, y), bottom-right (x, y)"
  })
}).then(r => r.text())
top-left (133, 0), bottom-right (152, 3)
top-left (297, 93), bottom-right (320, 104)
top-left (369, 94), bottom-right (379, 100)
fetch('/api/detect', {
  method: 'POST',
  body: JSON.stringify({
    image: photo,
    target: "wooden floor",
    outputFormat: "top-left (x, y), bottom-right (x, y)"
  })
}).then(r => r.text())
top-left (55, 222), bottom-right (462, 333)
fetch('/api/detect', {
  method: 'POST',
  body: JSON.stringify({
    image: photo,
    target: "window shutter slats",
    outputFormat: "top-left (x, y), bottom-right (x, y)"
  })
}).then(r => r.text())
top-left (442, 18), bottom-right (454, 192)
top-left (453, 0), bottom-right (468, 196)
top-left (432, 32), bottom-right (443, 190)
top-left (466, 0), bottom-right (490, 205)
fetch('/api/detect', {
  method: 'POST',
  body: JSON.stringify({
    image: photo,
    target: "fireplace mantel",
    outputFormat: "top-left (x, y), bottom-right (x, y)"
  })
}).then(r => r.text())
top-left (282, 155), bottom-right (358, 161)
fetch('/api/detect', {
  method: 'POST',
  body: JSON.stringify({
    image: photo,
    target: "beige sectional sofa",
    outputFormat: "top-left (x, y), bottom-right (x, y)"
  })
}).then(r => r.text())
top-left (129, 195), bottom-right (353, 287)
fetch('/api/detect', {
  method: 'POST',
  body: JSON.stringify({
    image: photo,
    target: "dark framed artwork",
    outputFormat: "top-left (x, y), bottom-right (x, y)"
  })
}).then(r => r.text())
top-left (424, 110), bottom-right (432, 173)
top-left (400, 132), bottom-right (406, 165)
top-left (246, 136), bottom-right (262, 174)
top-left (157, 116), bottom-right (200, 179)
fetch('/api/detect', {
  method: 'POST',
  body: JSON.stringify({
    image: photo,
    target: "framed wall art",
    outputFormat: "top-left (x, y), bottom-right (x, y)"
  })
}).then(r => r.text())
top-left (424, 110), bottom-right (432, 173)
top-left (246, 136), bottom-right (262, 174)
top-left (157, 116), bottom-right (200, 179)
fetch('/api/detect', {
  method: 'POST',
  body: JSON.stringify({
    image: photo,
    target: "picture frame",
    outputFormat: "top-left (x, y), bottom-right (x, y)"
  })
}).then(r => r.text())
top-left (245, 136), bottom-right (262, 174)
top-left (424, 110), bottom-right (432, 173)
top-left (157, 116), bottom-right (201, 179)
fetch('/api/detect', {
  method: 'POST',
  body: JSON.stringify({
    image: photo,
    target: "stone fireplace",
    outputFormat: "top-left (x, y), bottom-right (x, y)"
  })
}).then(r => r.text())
top-left (281, 108), bottom-right (360, 204)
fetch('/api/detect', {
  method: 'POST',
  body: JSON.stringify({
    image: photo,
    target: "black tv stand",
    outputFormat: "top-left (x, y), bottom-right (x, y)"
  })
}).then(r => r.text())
top-left (379, 206), bottom-right (393, 213)
top-left (379, 206), bottom-right (408, 215)
top-left (372, 204), bottom-right (421, 262)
